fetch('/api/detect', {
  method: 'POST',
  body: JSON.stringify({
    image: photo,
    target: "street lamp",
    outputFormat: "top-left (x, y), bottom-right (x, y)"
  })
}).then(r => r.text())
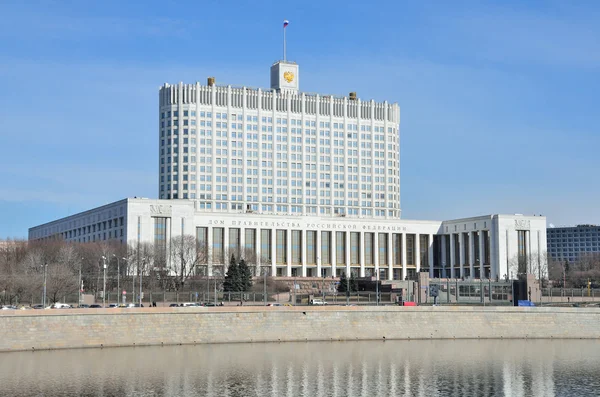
top-left (376, 269), bottom-right (379, 306)
top-left (101, 256), bottom-right (107, 307)
top-left (263, 266), bottom-right (268, 306)
top-left (213, 269), bottom-right (221, 306)
top-left (139, 257), bottom-right (146, 307)
top-left (114, 255), bottom-right (126, 304)
top-left (79, 257), bottom-right (84, 306)
top-left (42, 263), bottom-right (48, 307)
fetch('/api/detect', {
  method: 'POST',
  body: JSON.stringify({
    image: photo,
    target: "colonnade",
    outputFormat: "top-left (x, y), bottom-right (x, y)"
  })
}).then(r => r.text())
top-left (201, 226), bottom-right (436, 281)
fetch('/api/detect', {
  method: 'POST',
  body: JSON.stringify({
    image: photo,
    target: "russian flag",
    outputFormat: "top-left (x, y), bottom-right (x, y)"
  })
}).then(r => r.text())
top-left (283, 20), bottom-right (289, 28)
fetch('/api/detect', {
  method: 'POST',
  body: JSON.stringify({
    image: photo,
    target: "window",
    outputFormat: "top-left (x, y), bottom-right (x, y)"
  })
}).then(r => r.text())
top-left (291, 230), bottom-right (301, 264)
top-left (213, 228), bottom-right (224, 264)
top-left (276, 230), bottom-right (287, 264)
top-left (321, 231), bottom-right (331, 265)
top-left (336, 232), bottom-right (346, 265)
top-left (261, 229), bottom-right (272, 262)
top-left (350, 232), bottom-right (360, 265)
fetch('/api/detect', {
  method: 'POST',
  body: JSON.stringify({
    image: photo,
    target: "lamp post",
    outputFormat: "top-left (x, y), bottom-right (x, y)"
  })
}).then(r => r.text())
top-left (346, 271), bottom-right (350, 306)
top-left (79, 257), bottom-right (84, 306)
top-left (213, 269), bottom-right (220, 306)
top-left (263, 266), bottom-right (268, 306)
top-left (42, 263), bottom-right (48, 307)
top-left (376, 269), bottom-right (379, 306)
top-left (132, 261), bottom-right (135, 305)
top-left (101, 256), bottom-right (107, 307)
top-left (114, 255), bottom-right (125, 305)
top-left (139, 257), bottom-right (145, 307)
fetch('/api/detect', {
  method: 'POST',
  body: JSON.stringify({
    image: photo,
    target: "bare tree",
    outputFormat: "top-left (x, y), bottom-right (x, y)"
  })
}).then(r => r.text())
top-left (508, 253), bottom-right (529, 279)
top-left (168, 234), bottom-right (208, 291)
top-left (240, 246), bottom-right (260, 276)
top-left (45, 262), bottom-right (78, 303)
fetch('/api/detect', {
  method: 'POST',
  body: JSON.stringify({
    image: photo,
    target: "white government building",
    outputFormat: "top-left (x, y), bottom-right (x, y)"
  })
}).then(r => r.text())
top-left (29, 60), bottom-right (547, 281)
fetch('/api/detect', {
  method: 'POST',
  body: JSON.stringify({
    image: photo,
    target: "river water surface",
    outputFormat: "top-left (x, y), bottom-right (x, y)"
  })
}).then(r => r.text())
top-left (1, 340), bottom-right (600, 396)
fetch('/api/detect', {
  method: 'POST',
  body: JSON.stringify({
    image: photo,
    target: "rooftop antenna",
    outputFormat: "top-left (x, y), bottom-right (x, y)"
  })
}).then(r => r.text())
top-left (283, 20), bottom-right (289, 61)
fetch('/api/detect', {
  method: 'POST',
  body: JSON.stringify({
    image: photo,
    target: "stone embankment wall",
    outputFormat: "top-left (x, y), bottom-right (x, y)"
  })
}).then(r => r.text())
top-left (0, 306), bottom-right (598, 352)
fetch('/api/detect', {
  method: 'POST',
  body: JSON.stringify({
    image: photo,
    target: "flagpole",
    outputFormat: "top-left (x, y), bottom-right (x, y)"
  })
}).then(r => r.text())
top-left (283, 24), bottom-right (286, 61)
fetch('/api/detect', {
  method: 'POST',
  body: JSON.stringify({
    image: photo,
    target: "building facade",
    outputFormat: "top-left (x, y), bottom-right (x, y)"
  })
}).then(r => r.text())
top-left (158, 61), bottom-right (401, 219)
top-left (29, 198), bottom-right (547, 281)
top-left (28, 58), bottom-right (548, 281)
top-left (547, 225), bottom-right (600, 263)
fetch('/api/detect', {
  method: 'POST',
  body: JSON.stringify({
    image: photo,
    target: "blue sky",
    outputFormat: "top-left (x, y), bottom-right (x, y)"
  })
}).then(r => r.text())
top-left (1, 0), bottom-right (599, 238)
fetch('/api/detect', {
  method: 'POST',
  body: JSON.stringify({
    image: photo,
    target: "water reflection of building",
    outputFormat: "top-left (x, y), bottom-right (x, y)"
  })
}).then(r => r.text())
top-left (6, 340), bottom-right (600, 396)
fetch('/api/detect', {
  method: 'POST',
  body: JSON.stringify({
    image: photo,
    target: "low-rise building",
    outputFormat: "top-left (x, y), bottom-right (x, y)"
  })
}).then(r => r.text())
top-left (29, 198), bottom-right (546, 281)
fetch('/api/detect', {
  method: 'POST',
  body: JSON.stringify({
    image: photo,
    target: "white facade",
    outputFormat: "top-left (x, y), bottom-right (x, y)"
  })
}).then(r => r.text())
top-left (28, 58), bottom-right (548, 281)
top-left (158, 61), bottom-right (401, 219)
top-left (29, 198), bottom-right (547, 281)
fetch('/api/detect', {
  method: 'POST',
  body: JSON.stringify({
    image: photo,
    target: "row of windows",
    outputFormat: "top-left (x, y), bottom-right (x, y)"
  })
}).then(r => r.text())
top-left (65, 229), bottom-right (124, 243)
top-left (161, 110), bottom-right (398, 133)
top-left (60, 217), bottom-right (125, 239)
top-left (200, 227), bottom-right (429, 266)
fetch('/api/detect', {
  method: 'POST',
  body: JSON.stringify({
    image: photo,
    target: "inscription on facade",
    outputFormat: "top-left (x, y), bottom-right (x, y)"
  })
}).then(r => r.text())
top-left (515, 219), bottom-right (531, 230)
top-left (150, 205), bottom-right (172, 216)
top-left (204, 219), bottom-right (409, 232)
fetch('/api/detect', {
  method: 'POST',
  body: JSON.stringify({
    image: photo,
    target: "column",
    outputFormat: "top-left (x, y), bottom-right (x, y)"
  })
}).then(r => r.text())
top-left (387, 233), bottom-right (393, 281)
top-left (359, 231), bottom-right (365, 277)
top-left (469, 231), bottom-right (475, 279)
top-left (286, 229), bottom-right (292, 277)
top-left (490, 225), bottom-right (498, 280)
top-left (316, 230), bottom-right (322, 277)
top-left (401, 233), bottom-right (407, 280)
top-left (373, 233), bottom-right (379, 279)
top-left (415, 234), bottom-right (421, 273)
top-left (428, 234), bottom-right (434, 278)
top-left (165, 218), bottom-right (172, 272)
top-left (478, 230), bottom-right (485, 279)
top-left (239, 228), bottom-right (245, 260)
top-left (441, 235), bottom-right (447, 278)
top-left (525, 231), bottom-right (531, 274)
top-left (207, 226), bottom-right (214, 277)
top-left (459, 233), bottom-right (465, 279)
top-left (330, 231), bottom-right (337, 278)
top-left (345, 232), bottom-right (351, 277)
top-left (449, 234), bottom-right (456, 279)
top-left (256, 228), bottom-right (262, 273)
top-left (301, 229), bottom-right (307, 277)
top-left (270, 228), bottom-right (276, 277)
top-left (223, 227), bottom-right (230, 265)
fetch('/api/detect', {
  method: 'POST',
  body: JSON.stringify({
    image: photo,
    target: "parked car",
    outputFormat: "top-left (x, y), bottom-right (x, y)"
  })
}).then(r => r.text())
top-left (266, 303), bottom-right (283, 307)
top-left (203, 302), bottom-right (217, 307)
top-left (169, 303), bottom-right (180, 307)
top-left (180, 302), bottom-right (202, 307)
top-left (78, 304), bottom-right (90, 308)
top-left (50, 303), bottom-right (71, 309)
top-left (89, 304), bottom-right (102, 308)
top-left (309, 298), bottom-right (327, 306)
top-left (124, 303), bottom-right (144, 308)
top-left (1, 305), bottom-right (17, 310)
top-left (108, 303), bottom-right (119, 308)
top-left (32, 304), bottom-right (45, 310)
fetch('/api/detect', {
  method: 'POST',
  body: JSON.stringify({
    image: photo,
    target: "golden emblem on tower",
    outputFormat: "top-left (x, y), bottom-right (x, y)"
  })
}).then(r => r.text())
top-left (283, 71), bottom-right (294, 83)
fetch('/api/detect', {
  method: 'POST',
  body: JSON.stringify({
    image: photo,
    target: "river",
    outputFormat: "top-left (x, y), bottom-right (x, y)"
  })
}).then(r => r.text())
top-left (1, 340), bottom-right (599, 396)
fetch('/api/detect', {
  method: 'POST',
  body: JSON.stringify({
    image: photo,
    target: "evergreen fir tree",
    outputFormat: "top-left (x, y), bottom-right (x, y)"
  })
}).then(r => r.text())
top-left (223, 254), bottom-right (239, 292)
top-left (238, 259), bottom-right (253, 291)
top-left (338, 272), bottom-right (348, 293)
top-left (350, 272), bottom-right (358, 292)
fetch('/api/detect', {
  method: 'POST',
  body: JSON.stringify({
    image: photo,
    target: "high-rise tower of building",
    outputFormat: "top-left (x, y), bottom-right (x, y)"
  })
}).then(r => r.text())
top-left (158, 60), bottom-right (401, 219)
